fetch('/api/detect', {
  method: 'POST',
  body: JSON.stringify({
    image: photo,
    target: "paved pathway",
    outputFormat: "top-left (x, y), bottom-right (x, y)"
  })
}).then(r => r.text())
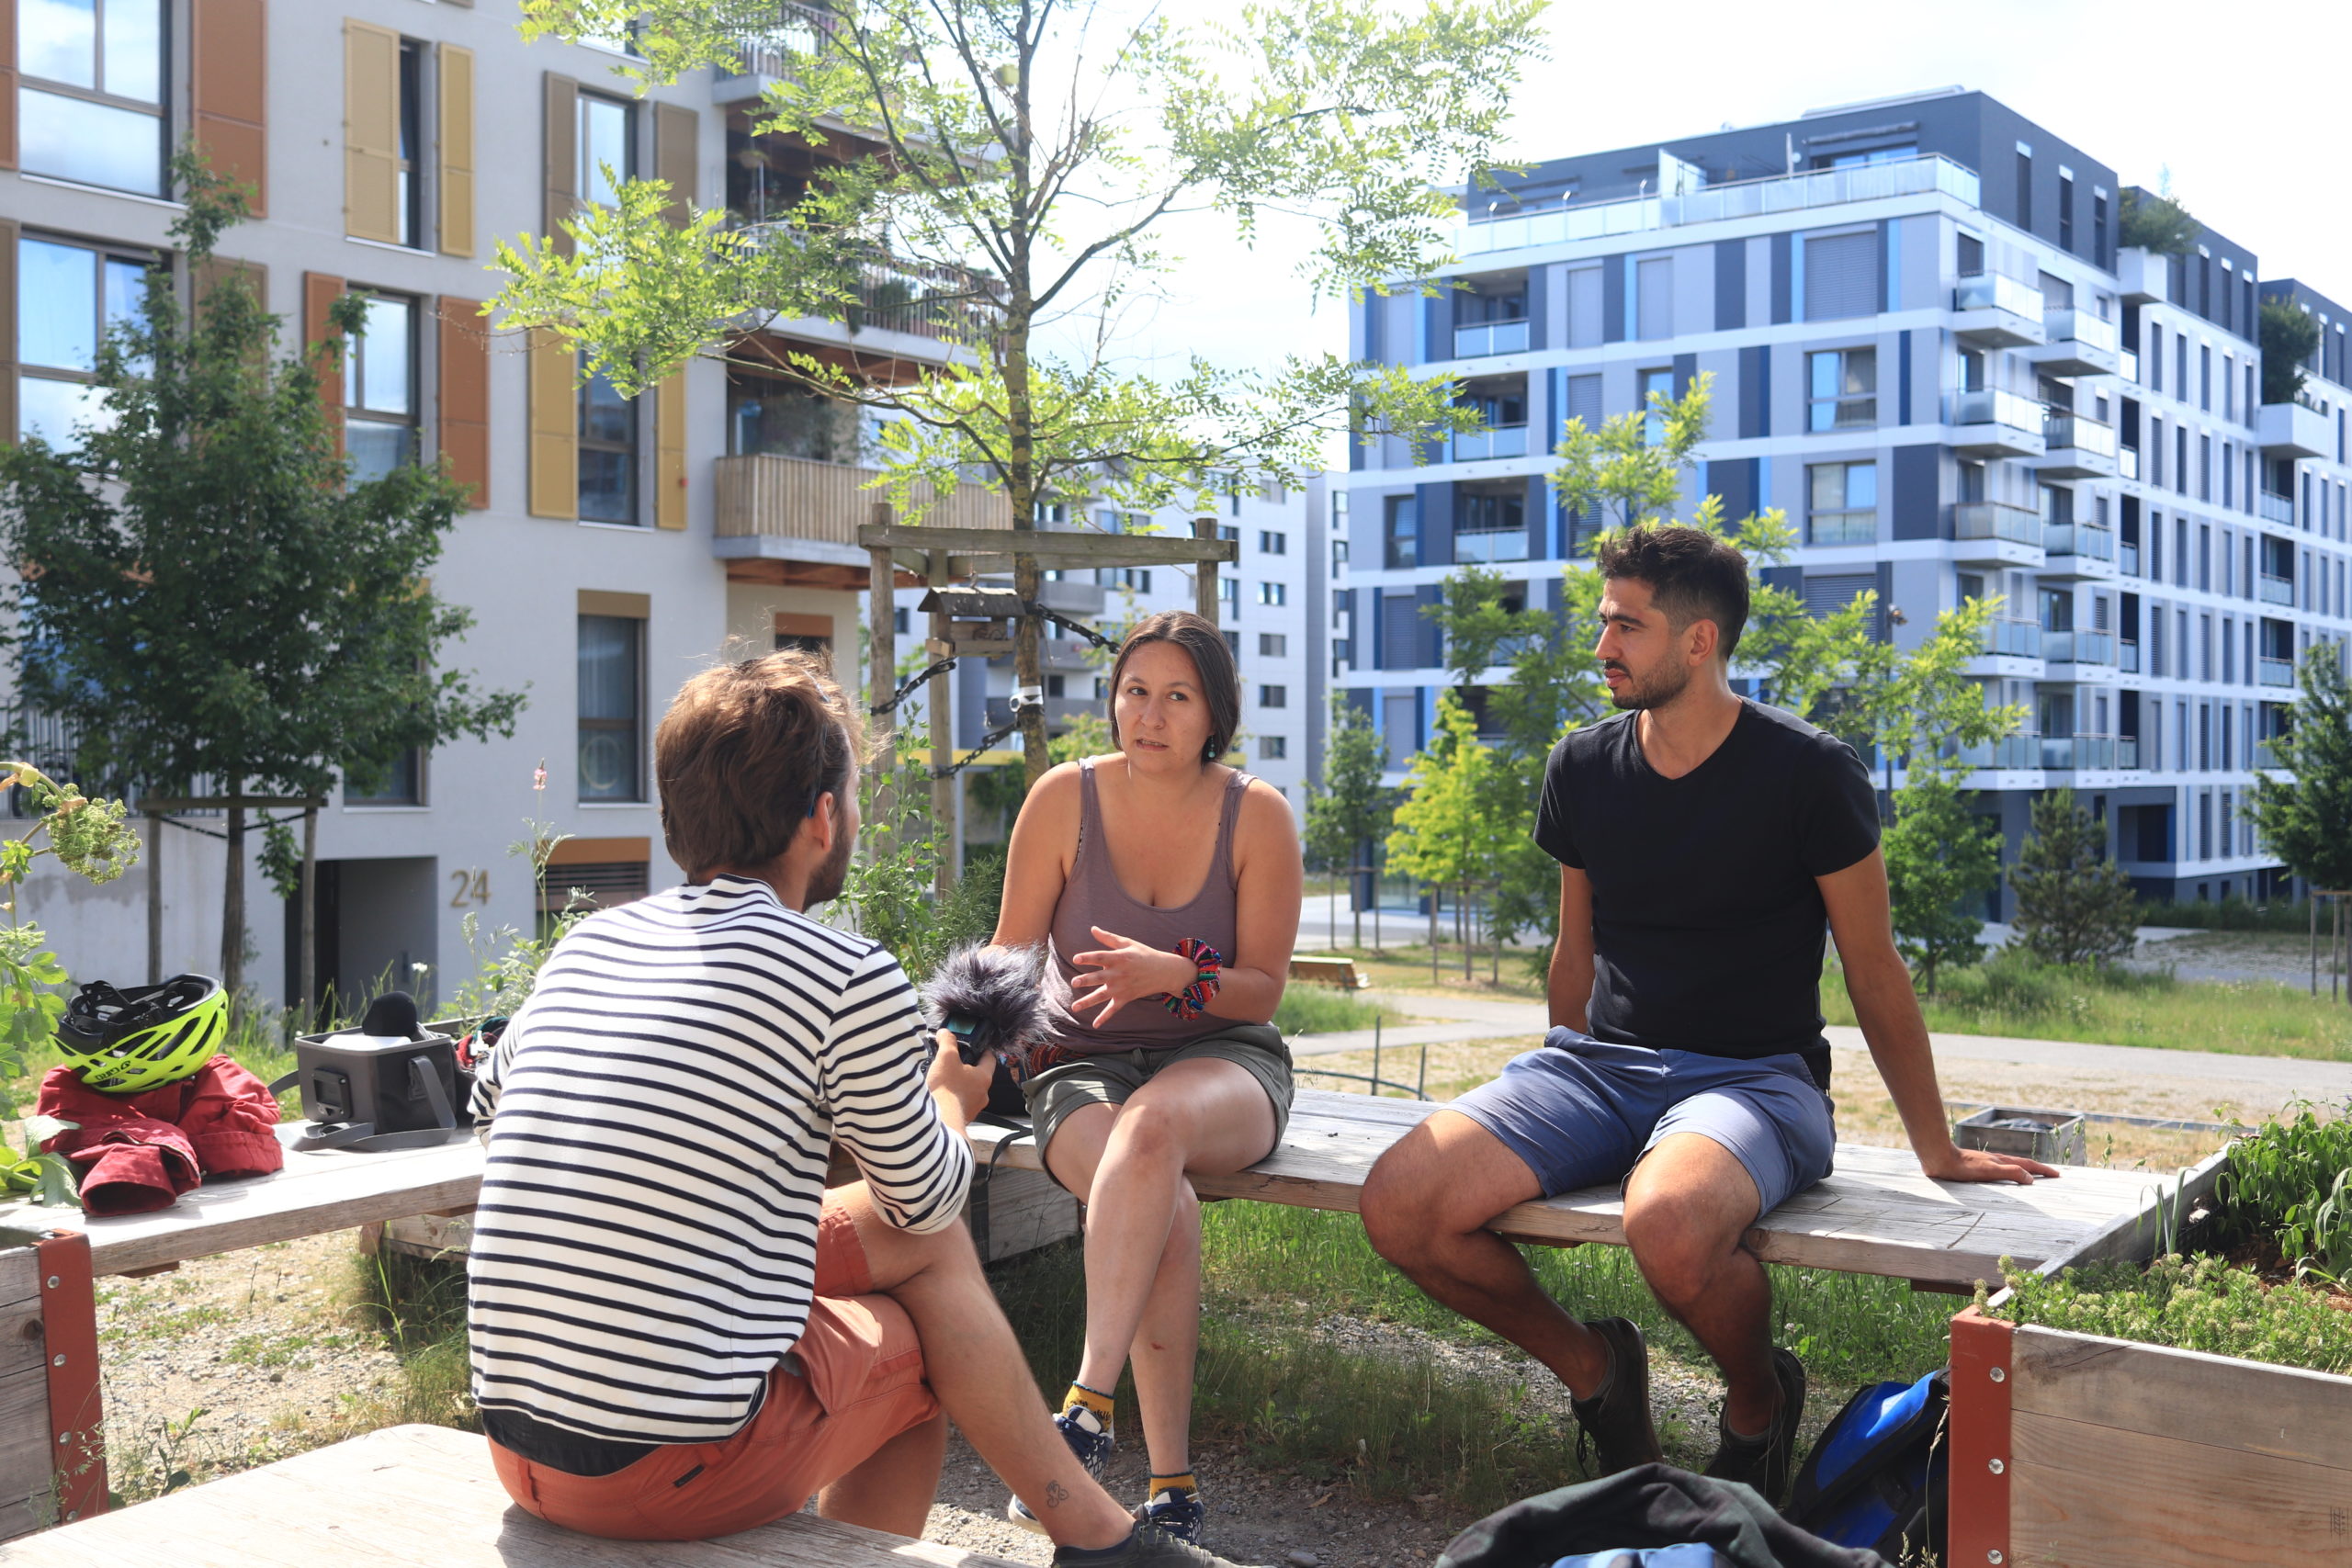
top-left (1285, 987), bottom-right (2352, 1111)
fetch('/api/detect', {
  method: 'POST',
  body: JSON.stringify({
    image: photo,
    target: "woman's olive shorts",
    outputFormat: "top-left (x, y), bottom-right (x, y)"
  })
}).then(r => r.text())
top-left (1021, 1023), bottom-right (1295, 1176)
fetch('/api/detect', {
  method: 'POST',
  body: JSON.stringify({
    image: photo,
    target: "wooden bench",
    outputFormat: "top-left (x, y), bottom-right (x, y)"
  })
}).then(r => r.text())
top-left (0, 1422), bottom-right (1028, 1566)
top-left (1288, 953), bottom-right (1372, 989)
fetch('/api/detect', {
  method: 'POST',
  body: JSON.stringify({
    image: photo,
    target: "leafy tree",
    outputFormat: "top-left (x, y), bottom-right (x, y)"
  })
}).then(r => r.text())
top-left (2245, 646), bottom-right (2352, 897)
top-left (2261, 298), bottom-right (2324, 408)
top-left (1882, 767), bottom-right (2001, 997)
top-left (0, 152), bottom-right (525, 997)
top-left (1385, 690), bottom-right (1498, 979)
top-left (2119, 180), bottom-right (2199, 255)
top-left (497, 0), bottom-right (1543, 787)
top-left (2009, 788), bottom-right (2140, 967)
top-left (1303, 695), bottom-right (1391, 950)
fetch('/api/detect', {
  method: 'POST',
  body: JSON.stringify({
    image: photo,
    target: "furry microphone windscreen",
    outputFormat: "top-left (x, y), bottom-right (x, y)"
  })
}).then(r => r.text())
top-left (920, 942), bottom-right (1051, 1062)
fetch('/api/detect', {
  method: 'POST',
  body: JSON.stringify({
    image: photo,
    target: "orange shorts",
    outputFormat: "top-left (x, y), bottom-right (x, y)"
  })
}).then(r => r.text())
top-left (487, 1199), bottom-right (942, 1541)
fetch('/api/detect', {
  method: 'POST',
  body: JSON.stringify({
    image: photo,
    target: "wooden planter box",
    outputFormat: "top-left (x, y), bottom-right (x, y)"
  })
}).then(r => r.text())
top-left (1948, 1146), bottom-right (2352, 1567)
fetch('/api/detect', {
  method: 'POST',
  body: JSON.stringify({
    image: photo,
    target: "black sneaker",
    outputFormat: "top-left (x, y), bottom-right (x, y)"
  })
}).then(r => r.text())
top-left (1051, 1523), bottom-right (1247, 1567)
top-left (1569, 1316), bottom-right (1666, 1477)
top-left (1702, 1347), bottom-right (1807, 1506)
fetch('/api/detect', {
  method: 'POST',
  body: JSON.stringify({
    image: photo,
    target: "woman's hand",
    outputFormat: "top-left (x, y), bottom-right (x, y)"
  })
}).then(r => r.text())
top-left (1068, 926), bottom-right (1196, 1027)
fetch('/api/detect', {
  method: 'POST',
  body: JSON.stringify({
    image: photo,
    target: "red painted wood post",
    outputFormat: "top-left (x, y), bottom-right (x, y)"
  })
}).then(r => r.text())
top-left (1948, 1306), bottom-right (2014, 1568)
top-left (38, 1229), bottom-right (106, 1526)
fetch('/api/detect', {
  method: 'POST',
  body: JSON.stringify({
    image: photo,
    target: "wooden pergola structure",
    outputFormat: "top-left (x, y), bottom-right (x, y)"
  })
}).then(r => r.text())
top-left (859, 518), bottom-right (1238, 894)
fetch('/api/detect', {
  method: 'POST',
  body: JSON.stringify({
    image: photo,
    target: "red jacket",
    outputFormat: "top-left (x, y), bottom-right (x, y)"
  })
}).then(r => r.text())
top-left (39, 1055), bottom-right (286, 1215)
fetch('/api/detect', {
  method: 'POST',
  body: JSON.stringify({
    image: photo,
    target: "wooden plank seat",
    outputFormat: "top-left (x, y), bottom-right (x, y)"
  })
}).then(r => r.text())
top-left (0, 1423), bottom-right (1026, 1567)
top-left (0, 1090), bottom-right (2172, 1290)
top-left (1287, 954), bottom-right (1372, 989)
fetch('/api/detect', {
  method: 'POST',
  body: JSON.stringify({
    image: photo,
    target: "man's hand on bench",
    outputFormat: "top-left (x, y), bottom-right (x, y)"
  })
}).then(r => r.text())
top-left (1916, 1140), bottom-right (2062, 1185)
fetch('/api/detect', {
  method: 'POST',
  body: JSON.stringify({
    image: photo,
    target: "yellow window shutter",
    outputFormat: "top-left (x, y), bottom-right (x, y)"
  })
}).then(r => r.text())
top-left (528, 328), bottom-right (579, 520)
top-left (654, 103), bottom-right (697, 228)
top-left (345, 20), bottom-right (401, 243)
top-left (437, 45), bottom-right (476, 257)
top-left (544, 74), bottom-right (579, 261)
top-left (655, 371), bottom-right (688, 529)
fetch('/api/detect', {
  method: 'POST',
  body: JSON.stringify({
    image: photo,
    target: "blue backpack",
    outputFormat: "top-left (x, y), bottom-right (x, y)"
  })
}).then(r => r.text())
top-left (1784, 1371), bottom-right (1948, 1563)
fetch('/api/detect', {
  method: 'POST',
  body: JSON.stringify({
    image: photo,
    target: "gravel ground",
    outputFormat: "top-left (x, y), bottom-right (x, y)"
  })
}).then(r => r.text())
top-left (2123, 928), bottom-right (2352, 990)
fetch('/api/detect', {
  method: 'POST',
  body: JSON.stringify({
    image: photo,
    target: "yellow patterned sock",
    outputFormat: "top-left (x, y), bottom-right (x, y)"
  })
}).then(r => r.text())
top-left (1148, 1472), bottom-right (1198, 1500)
top-left (1062, 1382), bottom-right (1115, 1427)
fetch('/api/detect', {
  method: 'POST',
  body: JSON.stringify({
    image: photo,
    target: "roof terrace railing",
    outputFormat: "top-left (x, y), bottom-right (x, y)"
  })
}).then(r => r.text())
top-left (1462, 153), bottom-right (1980, 256)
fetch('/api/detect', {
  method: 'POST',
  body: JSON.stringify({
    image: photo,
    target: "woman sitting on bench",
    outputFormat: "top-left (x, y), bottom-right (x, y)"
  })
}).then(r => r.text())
top-left (993, 611), bottom-right (1302, 1546)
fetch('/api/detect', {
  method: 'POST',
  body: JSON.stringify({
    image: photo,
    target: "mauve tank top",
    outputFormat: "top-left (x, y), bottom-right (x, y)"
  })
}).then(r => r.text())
top-left (1038, 758), bottom-right (1250, 1054)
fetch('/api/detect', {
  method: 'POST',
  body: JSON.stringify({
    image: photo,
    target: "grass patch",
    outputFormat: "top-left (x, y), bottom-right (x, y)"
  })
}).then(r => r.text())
top-left (2137, 897), bottom-right (2319, 933)
top-left (1272, 987), bottom-right (1388, 1037)
top-left (1825, 949), bottom-right (2352, 1062)
top-left (334, 1245), bottom-right (479, 1435)
top-left (1311, 947), bottom-right (1549, 1004)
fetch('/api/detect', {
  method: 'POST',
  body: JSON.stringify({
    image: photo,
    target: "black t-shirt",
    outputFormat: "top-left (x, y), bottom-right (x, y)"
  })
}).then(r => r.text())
top-left (1534, 700), bottom-right (1880, 1089)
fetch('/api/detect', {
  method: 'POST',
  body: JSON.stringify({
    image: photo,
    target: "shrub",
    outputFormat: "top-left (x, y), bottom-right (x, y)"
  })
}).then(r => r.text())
top-left (2010, 788), bottom-right (2139, 967)
top-left (2212, 1100), bottom-right (2352, 1284)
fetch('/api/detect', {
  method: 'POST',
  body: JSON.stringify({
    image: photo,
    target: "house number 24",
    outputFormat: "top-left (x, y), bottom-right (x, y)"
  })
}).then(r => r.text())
top-left (448, 869), bottom-right (491, 908)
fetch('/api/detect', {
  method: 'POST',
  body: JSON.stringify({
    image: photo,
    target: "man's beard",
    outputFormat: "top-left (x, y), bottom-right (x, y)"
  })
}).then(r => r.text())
top-left (1605, 658), bottom-right (1693, 712)
top-left (804, 825), bottom-right (854, 908)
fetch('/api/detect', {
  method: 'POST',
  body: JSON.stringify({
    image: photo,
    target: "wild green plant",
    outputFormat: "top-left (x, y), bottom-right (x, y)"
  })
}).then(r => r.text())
top-left (2212, 1100), bottom-right (2352, 1284)
top-left (1987, 1252), bottom-right (2352, 1376)
top-left (1272, 987), bottom-right (1385, 1037)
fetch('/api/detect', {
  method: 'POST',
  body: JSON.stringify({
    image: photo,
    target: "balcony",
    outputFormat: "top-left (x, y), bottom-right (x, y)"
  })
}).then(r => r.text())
top-left (2119, 445), bottom-right (2140, 481)
top-left (713, 453), bottom-right (1010, 575)
top-left (2259, 572), bottom-right (2295, 606)
top-left (1453, 527), bottom-right (1531, 564)
top-left (2120, 348), bottom-right (2140, 385)
top-left (1951, 500), bottom-right (2045, 563)
top-left (2259, 656), bottom-right (2296, 689)
top-left (1807, 508), bottom-right (1877, 546)
top-left (2119, 737), bottom-right (2141, 770)
top-left (2041, 628), bottom-right (2116, 666)
top-left (2119, 638), bottom-right (2140, 672)
top-left (2043, 735), bottom-right (2118, 772)
top-left (2120, 540), bottom-right (2140, 575)
top-left (1453, 320), bottom-right (1531, 358)
top-left (729, 223), bottom-right (1005, 347)
top-left (2259, 489), bottom-right (2296, 526)
top-left (2254, 739), bottom-right (2280, 771)
top-left (2041, 521), bottom-right (2115, 578)
top-left (1978, 615), bottom-right (2042, 658)
top-left (713, 6), bottom-right (841, 102)
top-left (1462, 152), bottom-right (1980, 256)
top-left (2031, 309), bottom-right (2120, 377)
top-left (1948, 389), bottom-right (2046, 457)
top-left (1035, 579), bottom-right (1109, 616)
top-left (2259, 398), bottom-right (2331, 458)
top-left (1451, 424), bottom-right (1530, 462)
top-left (2117, 247), bottom-right (2170, 304)
top-left (2037, 412), bottom-right (2118, 479)
top-left (1959, 734), bottom-right (2041, 771)
top-left (1952, 273), bottom-right (2047, 346)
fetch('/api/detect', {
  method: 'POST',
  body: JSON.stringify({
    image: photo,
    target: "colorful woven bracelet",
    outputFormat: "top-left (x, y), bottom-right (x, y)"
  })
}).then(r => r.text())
top-left (1161, 937), bottom-right (1226, 1021)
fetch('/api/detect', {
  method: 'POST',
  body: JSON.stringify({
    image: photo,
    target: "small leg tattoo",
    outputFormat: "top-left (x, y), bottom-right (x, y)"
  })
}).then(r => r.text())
top-left (1045, 1480), bottom-right (1069, 1510)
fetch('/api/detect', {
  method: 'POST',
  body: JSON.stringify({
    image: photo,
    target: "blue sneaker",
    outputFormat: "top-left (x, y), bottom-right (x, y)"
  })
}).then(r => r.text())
top-left (1137, 1484), bottom-right (1205, 1544)
top-left (1009, 1404), bottom-right (1114, 1533)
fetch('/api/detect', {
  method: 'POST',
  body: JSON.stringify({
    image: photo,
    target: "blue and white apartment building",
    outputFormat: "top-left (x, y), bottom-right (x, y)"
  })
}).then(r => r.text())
top-left (1338, 87), bottom-right (2352, 911)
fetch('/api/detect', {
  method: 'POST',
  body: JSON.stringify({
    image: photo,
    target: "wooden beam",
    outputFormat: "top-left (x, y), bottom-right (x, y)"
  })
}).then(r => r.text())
top-left (857, 523), bottom-right (1237, 567)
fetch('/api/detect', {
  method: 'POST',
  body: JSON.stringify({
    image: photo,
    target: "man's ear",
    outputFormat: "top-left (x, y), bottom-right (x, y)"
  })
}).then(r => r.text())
top-left (1686, 615), bottom-right (1720, 668)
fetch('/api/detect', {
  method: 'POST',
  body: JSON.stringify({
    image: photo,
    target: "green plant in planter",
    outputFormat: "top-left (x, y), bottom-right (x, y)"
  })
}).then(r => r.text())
top-left (1986, 1252), bottom-right (2352, 1377)
top-left (2211, 1100), bottom-right (2352, 1286)
top-left (2119, 181), bottom-right (2200, 256)
top-left (0, 761), bottom-right (144, 1202)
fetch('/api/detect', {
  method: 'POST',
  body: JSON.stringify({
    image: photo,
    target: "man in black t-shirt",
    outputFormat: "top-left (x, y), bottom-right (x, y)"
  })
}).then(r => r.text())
top-left (1360, 525), bottom-right (2053, 1505)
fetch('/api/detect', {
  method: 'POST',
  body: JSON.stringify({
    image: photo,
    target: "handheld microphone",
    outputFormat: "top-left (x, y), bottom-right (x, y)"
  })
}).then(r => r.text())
top-left (920, 942), bottom-right (1050, 1066)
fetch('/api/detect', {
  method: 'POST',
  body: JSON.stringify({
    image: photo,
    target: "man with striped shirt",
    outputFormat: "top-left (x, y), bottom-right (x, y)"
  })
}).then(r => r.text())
top-left (467, 651), bottom-right (1239, 1565)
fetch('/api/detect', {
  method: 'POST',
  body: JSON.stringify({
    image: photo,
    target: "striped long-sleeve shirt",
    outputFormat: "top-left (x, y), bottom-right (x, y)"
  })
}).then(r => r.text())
top-left (464, 874), bottom-right (969, 1449)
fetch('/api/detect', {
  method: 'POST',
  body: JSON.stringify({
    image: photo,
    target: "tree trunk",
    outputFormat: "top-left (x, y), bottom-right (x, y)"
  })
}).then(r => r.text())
top-left (1428, 887), bottom-right (1439, 983)
top-left (220, 795), bottom-right (245, 998)
top-left (1351, 853), bottom-right (1363, 949)
top-left (1461, 884), bottom-right (1472, 981)
top-left (299, 806), bottom-right (317, 1026)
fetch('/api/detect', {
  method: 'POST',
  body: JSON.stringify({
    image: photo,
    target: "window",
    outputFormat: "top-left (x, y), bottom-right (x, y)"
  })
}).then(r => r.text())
top-left (395, 41), bottom-right (424, 246)
top-left (1455, 484), bottom-right (1527, 562)
top-left (2058, 172), bottom-right (2075, 254)
top-left (1218, 525), bottom-right (1240, 545)
top-left (1565, 265), bottom-right (1603, 349)
top-left (1258, 633), bottom-right (1288, 658)
top-left (1806, 348), bottom-right (1875, 433)
top-left (580, 93), bottom-right (636, 209)
top-left (1635, 257), bottom-right (1673, 340)
top-left (344, 293), bottom-right (420, 484)
top-left (1257, 581), bottom-right (1286, 606)
top-left (346, 747), bottom-right (424, 807)
top-left (1803, 231), bottom-right (1876, 321)
top-left (579, 362), bottom-right (639, 524)
top-left (1221, 629), bottom-right (1241, 660)
top-left (1097, 567), bottom-right (1155, 593)
top-left (2015, 148), bottom-right (2031, 230)
top-left (577, 615), bottom-right (645, 802)
top-left (2093, 189), bottom-right (2108, 263)
top-left (15, 234), bottom-right (148, 444)
top-left (19, 0), bottom-right (167, 196)
top-left (1383, 493), bottom-right (1419, 569)
top-left (1259, 684), bottom-right (1288, 708)
top-left (1258, 735), bottom-right (1288, 761)
top-left (1216, 575), bottom-right (1237, 606)
top-left (1259, 530), bottom-right (1288, 555)
top-left (1639, 367), bottom-right (1673, 446)
top-left (726, 369), bottom-right (861, 461)
top-left (1330, 538), bottom-right (1350, 570)
top-left (1956, 231), bottom-right (1984, 277)
top-left (1806, 462), bottom-right (1877, 545)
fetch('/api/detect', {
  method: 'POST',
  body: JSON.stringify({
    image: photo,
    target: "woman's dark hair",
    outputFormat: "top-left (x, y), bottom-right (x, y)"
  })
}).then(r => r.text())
top-left (1104, 611), bottom-right (1241, 765)
top-left (1595, 524), bottom-right (1751, 660)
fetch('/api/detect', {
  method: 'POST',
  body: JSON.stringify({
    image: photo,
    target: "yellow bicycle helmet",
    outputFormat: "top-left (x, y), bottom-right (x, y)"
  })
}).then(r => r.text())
top-left (59, 975), bottom-right (227, 1094)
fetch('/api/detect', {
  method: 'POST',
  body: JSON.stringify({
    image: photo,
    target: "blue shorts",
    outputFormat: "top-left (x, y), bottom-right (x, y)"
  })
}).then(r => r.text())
top-left (1450, 1030), bottom-right (1838, 1220)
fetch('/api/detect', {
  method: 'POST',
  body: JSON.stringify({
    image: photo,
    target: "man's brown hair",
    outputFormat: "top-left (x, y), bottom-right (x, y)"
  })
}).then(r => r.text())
top-left (1105, 610), bottom-right (1242, 764)
top-left (655, 649), bottom-right (864, 878)
top-left (1595, 525), bottom-right (1751, 660)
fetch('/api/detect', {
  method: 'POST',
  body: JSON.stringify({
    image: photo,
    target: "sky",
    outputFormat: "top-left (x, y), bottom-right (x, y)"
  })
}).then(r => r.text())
top-left (1051, 0), bottom-right (2352, 460)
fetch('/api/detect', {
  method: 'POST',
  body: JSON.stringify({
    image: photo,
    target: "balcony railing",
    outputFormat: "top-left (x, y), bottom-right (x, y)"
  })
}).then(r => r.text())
top-left (2042, 308), bottom-right (2118, 354)
top-left (2042, 412), bottom-right (2118, 457)
top-left (1956, 272), bottom-right (2044, 318)
top-left (2042, 521), bottom-right (2115, 560)
top-left (1949, 388), bottom-right (2041, 434)
top-left (1953, 500), bottom-right (2042, 546)
top-left (2259, 656), bottom-right (2296, 688)
top-left (2119, 737), bottom-right (2141, 770)
top-left (2120, 541), bottom-right (2141, 575)
top-left (1453, 320), bottom-right (1531, 358)
top-left (1453, 527), bottom-right (1531, 564)
top-left (2120, 348), bottom-right (2140, 383)
top-left (1462, 152), bottom-right (1980, 255)
top-left (1979, 615), bottom-right (2041, 657)
top-left (715, 452), bottom-right (1011, 543)
top-left (729, 223), bottom-right (1005, 344)
top-left (1808, 508), bottom-right (1877, 546)
top-left (1959, 734), bottom-right (2041, 770)
top-left (2254, 740), bottom-right (2280, 771)
top-left (2259, 572), bottom-right (2295, 605)
top-left (2041, 628), bottom-right (2116, 665)
top-left (2043, 735), bottom-right (2118, 771)
top-left (2259, 490), bottom-right (2295, 525)
top-left (1452, 424), bottom-right (1530, 462)
top-left (2120, 638), bottom-right (2141, 672)
top-left (2119, 445), bottom-right (2140, 480)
